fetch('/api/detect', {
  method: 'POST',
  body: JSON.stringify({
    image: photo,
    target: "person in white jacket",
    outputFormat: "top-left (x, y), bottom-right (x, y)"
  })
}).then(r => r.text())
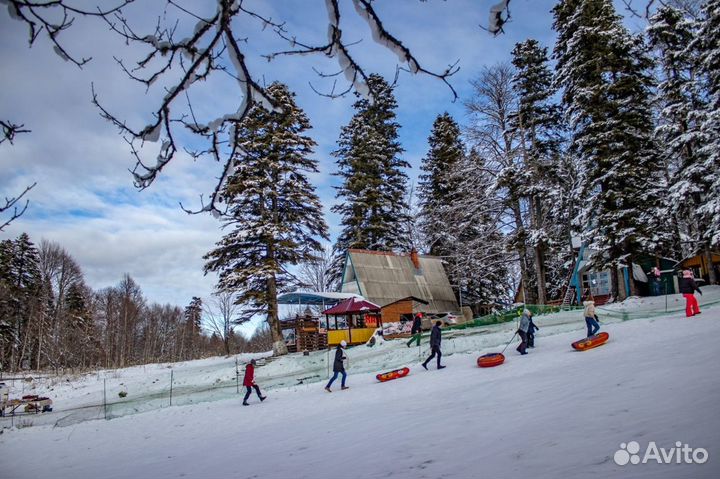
top-left (583, 300), bottom-right (600, 337)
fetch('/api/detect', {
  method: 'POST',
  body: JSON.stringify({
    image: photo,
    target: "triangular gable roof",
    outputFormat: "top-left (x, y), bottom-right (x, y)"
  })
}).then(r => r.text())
top-left (340, 250), bottom-right (459, 313)
top-left (322, 297), bottom-right (381, 315)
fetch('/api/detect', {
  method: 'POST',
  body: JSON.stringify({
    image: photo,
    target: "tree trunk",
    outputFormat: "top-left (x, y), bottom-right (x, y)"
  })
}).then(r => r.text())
top-left (703, 243), bottom-right (717, 285)
top-left (267, 271), bottom-right (288, 356)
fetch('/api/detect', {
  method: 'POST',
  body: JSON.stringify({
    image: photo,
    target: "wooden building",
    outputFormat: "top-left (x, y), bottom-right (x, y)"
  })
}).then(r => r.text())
top-left (380, 296), bottom-right (429, 324)
top-left (340, 249), bottom-right (459, 321)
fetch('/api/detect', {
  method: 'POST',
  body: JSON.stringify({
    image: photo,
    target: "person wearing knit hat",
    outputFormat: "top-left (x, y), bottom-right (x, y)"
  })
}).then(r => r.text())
top-left (679, 269), bottom-right (702, 317)
top-left (325, 340), bottom-right (349, 392)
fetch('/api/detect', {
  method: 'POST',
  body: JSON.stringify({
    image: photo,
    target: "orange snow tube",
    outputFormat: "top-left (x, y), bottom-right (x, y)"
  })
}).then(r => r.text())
top-left (477, 353), bottom-right (505, 368)
top-left (376, 367), bottom-right (410, 382)
top-left (572, 332), bottom-right (610, 351)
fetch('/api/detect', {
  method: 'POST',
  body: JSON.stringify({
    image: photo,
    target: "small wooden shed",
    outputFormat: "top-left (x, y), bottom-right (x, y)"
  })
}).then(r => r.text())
top-left (380, 296), bottom-right (429, 324)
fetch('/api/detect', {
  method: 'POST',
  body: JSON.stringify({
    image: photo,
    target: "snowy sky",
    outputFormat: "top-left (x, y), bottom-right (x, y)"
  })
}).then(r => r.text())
top-left (0, 1), bottom-right (642, 326)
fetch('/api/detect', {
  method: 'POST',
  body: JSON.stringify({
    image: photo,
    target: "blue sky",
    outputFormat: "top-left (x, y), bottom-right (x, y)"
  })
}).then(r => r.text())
top-left (0, 0), bottom-right (640, 331)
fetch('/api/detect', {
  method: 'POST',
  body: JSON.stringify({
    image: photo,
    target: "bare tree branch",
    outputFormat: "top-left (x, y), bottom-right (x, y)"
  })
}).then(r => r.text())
top-left (0, 182), bottom-right (36, 231)
top-left (0, 119), bottom-right (31, 145)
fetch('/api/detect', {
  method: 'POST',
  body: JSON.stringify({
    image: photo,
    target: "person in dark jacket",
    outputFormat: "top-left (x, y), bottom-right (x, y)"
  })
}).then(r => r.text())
top-left (679, 269), bottom-right (702, 317)
top-left (422, 321), bottom-right (445, 370)
top-left (242, 359), bottom-right (267, 406)
top-left (325, 340), bottom-right (349, 392)
top-left (406, 313), bottom-right (423, 347)
top-left (648, 267), bottom-right (662, 296)
top-left (527, 314), bottom-right (539, 348)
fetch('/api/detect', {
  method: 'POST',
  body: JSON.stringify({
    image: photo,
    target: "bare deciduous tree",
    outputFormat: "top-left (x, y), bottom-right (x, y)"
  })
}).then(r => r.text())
top-left (203, 289), bottom-right (246, 356)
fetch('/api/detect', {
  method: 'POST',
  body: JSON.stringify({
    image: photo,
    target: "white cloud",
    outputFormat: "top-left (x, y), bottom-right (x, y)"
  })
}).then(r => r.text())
top-left (1, 0), bottom-right (562, 309)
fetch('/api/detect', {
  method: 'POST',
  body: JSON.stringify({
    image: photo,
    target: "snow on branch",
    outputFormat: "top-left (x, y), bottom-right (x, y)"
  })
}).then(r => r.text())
top-left (485, 0), bottom-right (512, 36)
top-left (90, 0), bottom-right (495, 215)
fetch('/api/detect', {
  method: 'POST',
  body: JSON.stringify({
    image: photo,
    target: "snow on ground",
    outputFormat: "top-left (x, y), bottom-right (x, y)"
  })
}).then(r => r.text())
top-left (3, 287), bottom-right (720, 428)
top-left (1, 294), bottom-right (719, 478)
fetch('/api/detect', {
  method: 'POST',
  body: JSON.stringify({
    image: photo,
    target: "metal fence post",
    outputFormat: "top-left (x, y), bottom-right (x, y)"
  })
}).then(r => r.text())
top-left (235, 359), bottom-right (239, 394)
top-left (103, 378), bottom-right (107, 420)
top-left (169, 370), bottom-right (174, 406)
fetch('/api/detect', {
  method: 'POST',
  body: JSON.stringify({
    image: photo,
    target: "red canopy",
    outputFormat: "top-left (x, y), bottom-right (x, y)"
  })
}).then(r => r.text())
top-left (322, 297), bottom-right (381, 315)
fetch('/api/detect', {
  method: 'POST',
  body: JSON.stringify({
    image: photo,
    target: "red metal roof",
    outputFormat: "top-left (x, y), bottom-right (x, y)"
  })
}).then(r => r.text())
top-left (322, 297), bottom-right (381, 315)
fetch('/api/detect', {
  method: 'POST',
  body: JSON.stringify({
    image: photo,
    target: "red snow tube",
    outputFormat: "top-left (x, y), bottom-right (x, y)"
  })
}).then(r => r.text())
top-left (477, 353), bottom-right (505, 368)
top-left (572, 331), bottom-right (610, 351)
top-left (376, 367), bottom-right (410, 382)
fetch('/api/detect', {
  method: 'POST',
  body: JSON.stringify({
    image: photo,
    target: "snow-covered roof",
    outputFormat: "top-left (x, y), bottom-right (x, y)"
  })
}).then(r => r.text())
top-left (277, 291), bottom-right (363, 305)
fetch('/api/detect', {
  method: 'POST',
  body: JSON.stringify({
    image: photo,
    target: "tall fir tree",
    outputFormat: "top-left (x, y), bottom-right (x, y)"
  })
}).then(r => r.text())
top-left (418, 112), bottom-right (465, 258)
top-left (648, 6), bottom-right (715, 272)
top-left (331, 74), bottom-right (410, 281)
top-left (510, 39), bottom-right (566, 303)
top-left (204, 82), bottom-right (328, 356)
top-left (553, 0), bottom-right (663, 298)
top-left (694, 0), bottom-right (720, 259)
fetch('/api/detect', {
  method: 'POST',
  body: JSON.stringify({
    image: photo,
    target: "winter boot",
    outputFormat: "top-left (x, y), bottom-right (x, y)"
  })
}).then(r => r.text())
top-left (243, 401), bottom-right (249, 406)
top-left (341, 386), bottom-right (349, 390)
top-left (438, 365), bottom-right (446, 370)
top-left (421, 362), bottom-right (428, 371)
top-left (325, 386), bottom-right (332, 393)
top-left (260, 396), bottom-right (267, 402)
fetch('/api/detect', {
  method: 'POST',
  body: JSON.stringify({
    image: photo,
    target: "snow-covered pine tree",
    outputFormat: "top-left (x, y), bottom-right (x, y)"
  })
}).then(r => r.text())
top-left (418, 112), bottom-right (465, 258)
top-left (553, 0), bottom-right (663, 299)
top-left (0, 233), bottom-right (41, 371)
top-left (510, 39), bottom-right (567, 304)
top-left (648, 6), bottom-right (715, 273)
top-left (331, 74), bottom-right (409, 281)
top-left (694, 0), bottom-right (720, 266)
top-left (439, 148), bottom-right (512, 305)
top-left (204, 82), bottom-right (329, 356)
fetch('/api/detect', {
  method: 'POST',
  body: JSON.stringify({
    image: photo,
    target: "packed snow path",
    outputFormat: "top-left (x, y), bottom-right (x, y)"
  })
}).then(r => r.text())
top-left (2, 311), bottom-right (718, 478)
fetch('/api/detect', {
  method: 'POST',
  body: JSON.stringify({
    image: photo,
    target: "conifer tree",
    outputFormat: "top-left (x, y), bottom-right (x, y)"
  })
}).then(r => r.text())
top-left (418, 112), bottom-right (465, 258)
top-left (648, 6), bottom-right (714, 269)
top-left (204, 82), bottom-right (328, 356)
top-left (694, 0), bottom-right (720, 259)
top-left (331, 74), bottom-right (409, 280)
top-left (553, 0), bottom-right (663, 298)
top-left (510, 39), bottom-right (565, 303)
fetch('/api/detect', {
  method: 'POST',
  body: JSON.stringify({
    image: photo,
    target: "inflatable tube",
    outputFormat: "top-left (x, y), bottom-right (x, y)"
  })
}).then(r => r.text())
top-left (572, 332), bottom-right (610, 351)
top-left (376, 367), bottom-right (410, 382)
top-left (477, 353), bottom-right (505, 368)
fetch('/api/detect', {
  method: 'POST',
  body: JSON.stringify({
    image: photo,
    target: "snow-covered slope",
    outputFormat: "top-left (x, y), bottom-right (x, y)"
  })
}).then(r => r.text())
top-left (2, 304), bottom-right (718, 478)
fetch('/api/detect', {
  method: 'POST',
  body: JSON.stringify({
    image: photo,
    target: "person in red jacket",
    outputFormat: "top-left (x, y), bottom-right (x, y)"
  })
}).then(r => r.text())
top-left (243, 359), bottom-right (267, 406)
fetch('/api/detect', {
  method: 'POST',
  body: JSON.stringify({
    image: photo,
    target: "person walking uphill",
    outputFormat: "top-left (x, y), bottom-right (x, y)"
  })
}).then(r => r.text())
top-left (422, 321), bottom-right (445, 370)
top-left (406, 313), bottom-right (423, 347)
top-left (517, 309), bottom-right (531, 355)
top-left (679, 269), bottom-right (702, 317)
top-left (527, 312), bottom-right (539, 348)
top-left (583, 300), bottom-right (600, 338)
top-left (242, 359), bottom-right (267, 406)
top-left (325, 340), bottom-right (349, 392)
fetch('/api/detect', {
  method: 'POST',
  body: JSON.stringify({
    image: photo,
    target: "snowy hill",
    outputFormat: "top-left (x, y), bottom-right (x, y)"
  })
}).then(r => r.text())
top-left (2, 291), bottom-right (719, 478)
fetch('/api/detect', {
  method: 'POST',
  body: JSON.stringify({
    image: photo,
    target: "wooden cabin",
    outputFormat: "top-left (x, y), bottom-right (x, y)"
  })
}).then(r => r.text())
top-left (340, 249), bottom-right (460, 323)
